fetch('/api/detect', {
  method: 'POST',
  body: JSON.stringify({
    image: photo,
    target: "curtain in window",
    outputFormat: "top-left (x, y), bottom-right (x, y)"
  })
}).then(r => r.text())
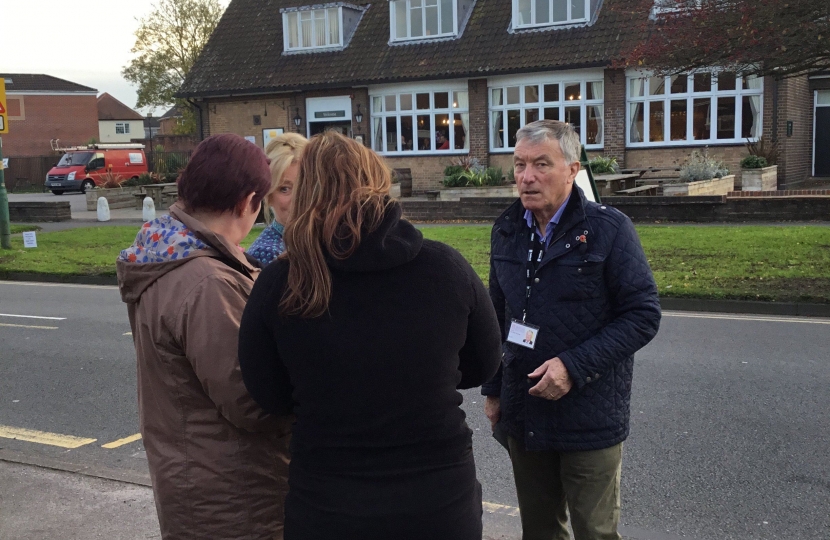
top-left (328, 8), bottom-right (339, 45)
top-left (287, 13), bottom-right (299, 48)
top-left (394, 0), bottom-right (407, 38)
top-left (518, 0), bottom-right (531, 25)
top-left (373, 117), bottom-right (383, 151)
top-left (630, 103), bottom-right (644, 143)
top-left (742, 96), bottom-right (761, 139)
top-left (440, 0), bottom-right (454, 33)
top-left (587, 105), bottom-right (603, 145)
top-left (492, 111), bottom-right (504, 148)
top-left (458, 113), bottom-right (470, 150)
top-left (300, 12), bottom-right (312, 48)
top-left (314, 11), bottom-right (327, 47)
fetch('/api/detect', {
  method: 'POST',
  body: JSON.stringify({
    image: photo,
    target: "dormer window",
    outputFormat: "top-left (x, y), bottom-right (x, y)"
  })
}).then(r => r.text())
top-left (284, 7), bottom-right (344, 51)
top-left (391, 0), bottom-right (457, 41)
top-left (513, 0), bottom-right (590, 29)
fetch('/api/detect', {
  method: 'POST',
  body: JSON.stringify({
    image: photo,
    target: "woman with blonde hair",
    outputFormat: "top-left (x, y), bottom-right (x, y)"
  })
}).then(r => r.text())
top-left (247, 132), bottom-right (308, 266)
top-left (238, 131), bottom-right (502, 540)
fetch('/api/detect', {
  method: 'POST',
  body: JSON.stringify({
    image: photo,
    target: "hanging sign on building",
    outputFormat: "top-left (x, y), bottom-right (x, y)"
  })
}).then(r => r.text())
top-left (0, 79), bottom-right (8, 134)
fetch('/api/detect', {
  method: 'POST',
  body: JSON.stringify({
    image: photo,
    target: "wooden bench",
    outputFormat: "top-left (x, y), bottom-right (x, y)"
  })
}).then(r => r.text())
top-left (615, 185), bottom-right (658, 196)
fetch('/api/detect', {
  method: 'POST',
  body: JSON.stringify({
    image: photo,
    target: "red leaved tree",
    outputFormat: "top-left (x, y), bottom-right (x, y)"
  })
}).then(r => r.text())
top-left (612, 0), bottom-right (830, 79)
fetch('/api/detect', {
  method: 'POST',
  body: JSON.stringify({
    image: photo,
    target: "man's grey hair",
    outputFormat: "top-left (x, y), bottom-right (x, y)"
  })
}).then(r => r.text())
top-left (516, 120), bottom-right (581, 165)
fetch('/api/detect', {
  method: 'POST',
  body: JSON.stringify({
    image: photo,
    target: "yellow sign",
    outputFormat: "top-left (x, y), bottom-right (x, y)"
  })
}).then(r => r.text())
top-left (0, 78), bottom-right (7, 134)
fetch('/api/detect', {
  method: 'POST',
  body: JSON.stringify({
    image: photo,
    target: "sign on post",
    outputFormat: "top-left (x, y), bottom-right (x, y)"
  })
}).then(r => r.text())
top-left (22, 231), bottom-right (38, 248)
top-left (0, 79), bottom-right (8, 134)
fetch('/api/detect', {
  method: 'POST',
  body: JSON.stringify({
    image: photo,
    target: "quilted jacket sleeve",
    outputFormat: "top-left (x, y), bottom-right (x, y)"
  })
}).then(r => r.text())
top-left (558, 216), bottom-right (661, 390)
top-left (481, 227), bottom-right (506, 397)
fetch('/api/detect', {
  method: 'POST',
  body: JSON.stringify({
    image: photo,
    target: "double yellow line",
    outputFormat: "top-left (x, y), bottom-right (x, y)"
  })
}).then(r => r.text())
top-left (0, 425), bottom-right (141, 450)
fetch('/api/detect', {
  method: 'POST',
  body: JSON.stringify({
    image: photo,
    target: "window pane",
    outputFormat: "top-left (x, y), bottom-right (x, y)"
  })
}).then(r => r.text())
top-left (435, 92), bottom-right (449, 109)
top-left (386, 117), bottom-right (399, 151)
top-left (453, 91), bottom-right (468, 109)
top-left (507, 110), bottom-right (521, 147)
top-left (670, 74), bottom-right (687, 94)
top-left (571, 0), bottom-right (585, 19)
top-left (535, 0), bottom-right (550, 23)
top-left (441, 0), bottom-right (454, 33)
top-left (649, 77), bottom-right (665, 96)
top-left (564, 83), bottom-right (580, 101)
top-left (401, 116), bottom-right (414, 150)
top-left (455, 113), bottom-right (469, 150)
top-left (553, 0), bottom-right (567, 22)
top-left (587, 81), bottom-right (603, 100)
top-left (694, 73), bottom-right (712, 92)
top-left (491, 88), bottom-right (503, 106)
top-left (400, 94), bottom-right (413, 110)
top-left (425, 3), bottom-right (439, 35)
top-left (518, 0), bottom-right (531, 25)
top-left (526, 108), bottom-right (540, 125)
top-left (506, 86), bottom-right (520, 105)
top-left (314, 11), bottom-right (326, 47)
top-left (525, 85), bottom-right (539, 104)
top-left (373, 96), bottom-right (383, 112)
top-left (287, 13), bottom-right (299, 48)
top-left (411, 1), bottom-right (424, 37)
top-left (716, 97), bottom-right (736, 139)
top-left (693, 98), bottom-right (711, 140)
top-left (436, 114), bottom-right (451, 150)
top-left (565, 106), bottom-right (581, 135)
top-left (417, 114), bottom-right (432, 150)
top-left (544, 107), bottom-right (560, 121)
top-left (630, 103), bottom-right (644, 143)
top-left (649, 102), bottom-right (664, 142)
top-left (671, 99), bottom-right (687, 141)
top-left (394, 0), bottom-right (407, 38)
top-left (301, 13), bottom-right (312, 48)
top-left (329, 9), bottom-right (340, 44)
top-left (385, 95), bottom-right (397, 112)
top-left (630, 78), bottom-right (645, 98)
top-left (544, 84), bottom-right (560, 102)
top-left (416, 93), bottom-right (430, 110)
top-left (587, 105), bottom-right (603, 145)
top-left (373, 117), bottom-right (383, 151)
top-left (717, 72), bottom-right (736, 91)
top-left (742, 96), bottom-right (761, 139)
top-left (743, 75), bottom-right (762, 90)
top-left (492, 110), bottom-right (504, 148)
top-left (817, 90), bottom-right (830, 106)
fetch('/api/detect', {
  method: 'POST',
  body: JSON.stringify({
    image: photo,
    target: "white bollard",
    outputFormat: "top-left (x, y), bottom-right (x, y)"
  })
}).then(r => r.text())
top-left (97, 197), bottom-right (111, 222)
top-left (142, 196), bottom-right (156, 222)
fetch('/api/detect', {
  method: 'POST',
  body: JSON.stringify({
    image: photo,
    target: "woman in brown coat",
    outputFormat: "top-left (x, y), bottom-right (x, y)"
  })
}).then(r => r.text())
top-left (116, 133), bottom-right (290, 540)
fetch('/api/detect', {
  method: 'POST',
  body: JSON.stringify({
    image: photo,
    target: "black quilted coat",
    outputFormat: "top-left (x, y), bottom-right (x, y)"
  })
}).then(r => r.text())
top-left (482, 186), bottom-right (661, 452)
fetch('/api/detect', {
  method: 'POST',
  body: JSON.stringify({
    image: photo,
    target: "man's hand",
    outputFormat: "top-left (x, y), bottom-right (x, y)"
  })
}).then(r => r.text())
top-left (528, 357), bottom-right (573, 400)
top-left (484, 396), bottom-right (501, 431)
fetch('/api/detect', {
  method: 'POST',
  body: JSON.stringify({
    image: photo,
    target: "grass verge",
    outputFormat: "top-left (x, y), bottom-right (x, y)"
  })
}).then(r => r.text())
top-left (1, 224), bottom-right (828, 303)
top-left (9, 225), bottom-right (42, 234)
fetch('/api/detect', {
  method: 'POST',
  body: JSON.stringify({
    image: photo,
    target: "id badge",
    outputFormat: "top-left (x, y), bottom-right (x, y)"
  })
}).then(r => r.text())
top-left (507, 319), bottom-right (540, 350)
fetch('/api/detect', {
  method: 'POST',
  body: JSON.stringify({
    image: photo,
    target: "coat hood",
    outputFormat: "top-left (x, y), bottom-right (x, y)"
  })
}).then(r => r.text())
top-left (116, 203), bottom-right (258, 303)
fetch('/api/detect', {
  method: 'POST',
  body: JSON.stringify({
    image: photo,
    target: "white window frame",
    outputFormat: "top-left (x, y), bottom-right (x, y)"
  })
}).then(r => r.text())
top-left (369, 81), bottom-right (470, 156)
top-left (115, 122), bottom-right (130, 134)
top-left (488, 71), bottom-right (605, 152)
top-left (283, 7), bottom-right (344, 52)
top-left (390, 0), bottom-right (458, 42)
top-left (626, 69), bottom-right (764, 148)
top-left (512, 0), bottom-right (591, 29)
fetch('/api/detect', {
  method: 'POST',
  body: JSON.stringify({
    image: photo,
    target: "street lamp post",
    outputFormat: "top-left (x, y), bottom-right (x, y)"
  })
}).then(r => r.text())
top-left (0, 137), bottom-right (11, 249)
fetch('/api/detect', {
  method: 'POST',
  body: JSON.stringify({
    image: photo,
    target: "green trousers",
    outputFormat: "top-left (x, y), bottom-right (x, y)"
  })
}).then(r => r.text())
top-left (508, 437), bottom-right (623, 540)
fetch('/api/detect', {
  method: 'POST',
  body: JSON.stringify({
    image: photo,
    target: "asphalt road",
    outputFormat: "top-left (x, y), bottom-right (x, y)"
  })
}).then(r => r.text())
top-left (1, 280), bottom-right (828, 540)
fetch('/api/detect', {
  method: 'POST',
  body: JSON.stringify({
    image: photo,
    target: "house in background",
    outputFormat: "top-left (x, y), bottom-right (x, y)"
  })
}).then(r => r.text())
top-left (0, 73), bottom-right (98, 157)
top-left (177, 0), bottom-right (828, 191)
top-left (97, 93), bottom-right (144, 143)
top-left (144, 115), bottom-right (161, 140)
top-left (159, 106), bottom-right (184, 135)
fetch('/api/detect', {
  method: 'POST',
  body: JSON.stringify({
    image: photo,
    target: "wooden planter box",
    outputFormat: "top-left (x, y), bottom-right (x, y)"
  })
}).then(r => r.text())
top-left (663, 175), bottom-right (735, 197)
top-left (85, 187), bottom-right (145, 211)
top-left (741, 166), bottom-right (778, 192)
top-left (439, 185), bottom-right (518, 201)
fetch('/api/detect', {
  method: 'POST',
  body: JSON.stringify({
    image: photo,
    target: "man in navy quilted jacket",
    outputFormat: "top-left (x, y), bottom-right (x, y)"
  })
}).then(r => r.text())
top-left (483, 120), bottom-right (661, 540)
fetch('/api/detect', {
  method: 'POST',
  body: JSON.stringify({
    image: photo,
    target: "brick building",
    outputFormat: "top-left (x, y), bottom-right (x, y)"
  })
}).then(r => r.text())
top-left (97, 92), bottom-right (144, 144)
top-left (0, 74), bottom-right (98, 157)
top-left (177, 1), bottom-right (830, 192)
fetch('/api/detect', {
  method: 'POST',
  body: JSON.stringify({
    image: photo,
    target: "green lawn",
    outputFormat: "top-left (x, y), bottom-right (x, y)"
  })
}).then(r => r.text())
top-left (1, 224), bottom-right (829, 303)
top-left (9, 225), bottom-right (42, 234)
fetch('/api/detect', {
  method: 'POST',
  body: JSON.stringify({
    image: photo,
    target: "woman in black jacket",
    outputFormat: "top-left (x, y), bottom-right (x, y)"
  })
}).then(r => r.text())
top-left (238, 131), bottom-right (502, 540)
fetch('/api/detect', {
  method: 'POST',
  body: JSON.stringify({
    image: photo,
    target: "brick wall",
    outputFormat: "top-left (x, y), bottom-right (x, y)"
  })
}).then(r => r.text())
top-left (204, 95), bottom-right (297, 146)
top-left (468, 78), bottom-right (489, 166)
top-left (383, 155), bottom-right (449, 192)
top-left (776, 75), bottom-right (813, 188)
top-left (3, 94), bottom-right (98, 157)
top-left (604, 68), bottom-right (626, 167)
top-left (626, 146), bottom-right (748, 184)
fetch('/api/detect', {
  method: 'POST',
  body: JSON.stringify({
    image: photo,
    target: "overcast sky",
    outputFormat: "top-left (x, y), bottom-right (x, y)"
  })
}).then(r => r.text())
top-left (2, 0), bottom-right (231, 116)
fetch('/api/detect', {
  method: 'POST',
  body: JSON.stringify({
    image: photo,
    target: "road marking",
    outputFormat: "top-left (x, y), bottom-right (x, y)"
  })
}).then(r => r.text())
top-left (101, 433), bottom-right (142, 449)
top-left (482, 501), bottom-right (521, 517)
top-left (124, 332), bottom-right (132, 336)
top-left (0, 313), bottom-right (66, 321)
top-left (0, 280), bottom-right (118, 290)
top-left (0, 425), bottom-right (97, 449)
top-left (663, 311), bottom-right (830, 325)
top-left (0, 322), bottom-right (58, 330)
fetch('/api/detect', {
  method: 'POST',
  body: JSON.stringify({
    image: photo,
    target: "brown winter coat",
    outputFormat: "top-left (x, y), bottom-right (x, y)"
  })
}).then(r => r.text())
top-left (117, 204), bottom-right (291, 540)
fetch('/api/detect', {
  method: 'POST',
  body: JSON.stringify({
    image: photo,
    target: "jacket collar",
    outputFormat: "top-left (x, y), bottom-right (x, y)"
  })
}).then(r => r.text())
top-left (496, 184), bottom-right (589, 240)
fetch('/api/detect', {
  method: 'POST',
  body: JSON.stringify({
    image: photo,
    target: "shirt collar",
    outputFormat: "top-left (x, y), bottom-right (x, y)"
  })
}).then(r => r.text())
top-left (523, 192), bottom-right (571, 242)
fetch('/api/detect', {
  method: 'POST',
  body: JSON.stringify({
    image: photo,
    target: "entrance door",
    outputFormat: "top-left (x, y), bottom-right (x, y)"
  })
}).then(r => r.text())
top-left (309, 120), bottom-right (351, 137)
top-left (306, 96), bottom-right (353, 139)
top-left (815, 90), bottom-right (830, 177)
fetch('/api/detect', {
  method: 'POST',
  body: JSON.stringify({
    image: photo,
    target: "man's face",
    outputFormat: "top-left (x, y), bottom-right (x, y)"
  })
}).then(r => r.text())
top-left (514, 137), bottom-right (579, 219)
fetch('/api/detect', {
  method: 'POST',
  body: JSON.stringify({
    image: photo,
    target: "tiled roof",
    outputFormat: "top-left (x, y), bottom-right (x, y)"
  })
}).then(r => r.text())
top-left (97, 92), bottom-right (144, 121)
top-left (178, 0), bottom-right (644, 98)
top-left (1, 73), bottom-right (97, 93)
top-left (161, 106), bottom-right (183, 119)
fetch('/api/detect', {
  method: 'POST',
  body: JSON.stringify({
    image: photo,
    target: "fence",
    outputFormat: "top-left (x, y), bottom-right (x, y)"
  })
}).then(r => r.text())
top-left (146, 150), bottom-right (192, 177)
top-left (3, 156), bottom-right (55, 192)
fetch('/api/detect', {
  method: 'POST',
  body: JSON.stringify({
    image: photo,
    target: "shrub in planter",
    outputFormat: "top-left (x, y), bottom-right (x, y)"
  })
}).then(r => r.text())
top-left (745, 138), bottom-right (779, 165)
top-left (482, 167), bottom-right (503, 186)
top-left (587, 156), bottom-right (618, 175)
top-left (678, 150), bottom-right (729, 183)
top-left (96, 171), bottom-right (126, 189)
top-left (740, 155), bottom-right (768, 169)
top-left (122, 173), bottom-right (159, 187)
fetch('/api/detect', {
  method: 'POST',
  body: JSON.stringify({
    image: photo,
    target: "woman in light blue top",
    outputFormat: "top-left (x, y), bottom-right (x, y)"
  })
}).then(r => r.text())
top-left (247, 133), bottom-right (308, 266)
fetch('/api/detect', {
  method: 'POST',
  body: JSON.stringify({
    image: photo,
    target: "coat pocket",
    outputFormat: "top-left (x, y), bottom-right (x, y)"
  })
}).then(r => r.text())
top-left (553, 254), bottom-right (606, 301)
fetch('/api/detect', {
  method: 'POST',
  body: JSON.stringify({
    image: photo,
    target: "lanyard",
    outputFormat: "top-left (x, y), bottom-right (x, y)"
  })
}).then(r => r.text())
top-left (523, 219), bottom-right (545, 322)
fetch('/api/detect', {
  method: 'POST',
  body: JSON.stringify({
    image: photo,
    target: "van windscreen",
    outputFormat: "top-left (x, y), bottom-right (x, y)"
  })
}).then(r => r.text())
top-left (57, 152), bottom-right (93, 167)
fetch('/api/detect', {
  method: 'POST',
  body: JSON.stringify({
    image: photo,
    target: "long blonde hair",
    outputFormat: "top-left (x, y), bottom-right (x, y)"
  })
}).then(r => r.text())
top-left (263, 133), bottom-right (308, 224)
top-left (280, 131), bottom-right (392, 318)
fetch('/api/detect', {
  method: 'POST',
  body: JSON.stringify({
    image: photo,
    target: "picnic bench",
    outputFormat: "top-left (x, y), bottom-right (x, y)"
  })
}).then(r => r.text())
top-left (615, 185), bottom-right (658, 196)
top-left (620, 167), bottom-right (681, 178)
top-left (134, 183), bottom-right (178, 210)
top-left (592, 174), bottom-right (639, 197)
